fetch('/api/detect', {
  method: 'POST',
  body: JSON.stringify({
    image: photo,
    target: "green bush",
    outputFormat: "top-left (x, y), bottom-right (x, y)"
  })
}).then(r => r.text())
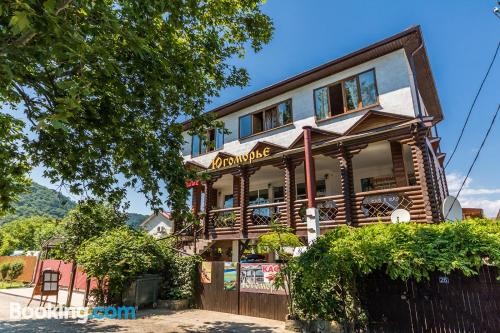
top-left (8, 261), bottom-right (24, 281)
top-left (0, 262), bottom-right (10, 280)
top-left (157, 238), bottom-right (201, 300)
top-left (291, 219), bottom-right (500, 329)
top-left (77, 226), bottom-right (164, 305)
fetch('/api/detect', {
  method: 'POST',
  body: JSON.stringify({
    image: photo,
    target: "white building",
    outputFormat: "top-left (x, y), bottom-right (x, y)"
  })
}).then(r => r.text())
top-left (140, 211), bottom-right (174, 238)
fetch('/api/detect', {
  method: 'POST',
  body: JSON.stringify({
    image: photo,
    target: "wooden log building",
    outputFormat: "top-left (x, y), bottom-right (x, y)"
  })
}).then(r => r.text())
top-left (180, 26), bottom-right (448, 259)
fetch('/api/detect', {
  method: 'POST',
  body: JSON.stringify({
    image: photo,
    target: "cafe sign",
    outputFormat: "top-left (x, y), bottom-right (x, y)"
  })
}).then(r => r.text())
top-left (211, 147), bottom-right (271, 170)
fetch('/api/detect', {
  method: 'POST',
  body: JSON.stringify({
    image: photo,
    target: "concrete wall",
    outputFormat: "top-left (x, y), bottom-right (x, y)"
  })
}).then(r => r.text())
top-left (182, 49), bottom-right (417, 168)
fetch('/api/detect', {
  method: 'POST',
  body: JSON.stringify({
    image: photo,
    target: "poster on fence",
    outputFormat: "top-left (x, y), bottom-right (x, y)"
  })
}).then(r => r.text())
top-left (201, 262), bottom-right (212, 284)
top-left (223, 262), bottom-right (237, 291)
top-left (240, 263), bottom-right (285, 294)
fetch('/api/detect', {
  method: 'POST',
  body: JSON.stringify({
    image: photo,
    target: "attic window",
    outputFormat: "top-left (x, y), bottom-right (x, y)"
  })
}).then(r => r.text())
top-left (314, 69), bottom-right (378, 120)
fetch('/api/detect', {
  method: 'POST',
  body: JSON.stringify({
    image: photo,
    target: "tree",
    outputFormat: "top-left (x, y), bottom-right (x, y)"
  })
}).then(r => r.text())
top-left (77, 226), bottom-right (164, 305)
top-left (0, 1), bottom-right (273, 213)
top-left (57, 200), bottom-right (127, 261)
top-left (0, 216), bottom-right (60, 255)
top-left (0, 113), bottom-right (30, 216)
top-left (257, 222), bottom-right (303, 318)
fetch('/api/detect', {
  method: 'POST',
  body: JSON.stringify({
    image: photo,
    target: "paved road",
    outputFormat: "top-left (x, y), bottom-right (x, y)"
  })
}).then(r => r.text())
top-left (0, 293), bottom-right (286, 332)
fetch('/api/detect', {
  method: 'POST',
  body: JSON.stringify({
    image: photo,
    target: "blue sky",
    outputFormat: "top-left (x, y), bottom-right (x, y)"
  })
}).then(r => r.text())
top-left (30, 0), bottom-right (500, 216)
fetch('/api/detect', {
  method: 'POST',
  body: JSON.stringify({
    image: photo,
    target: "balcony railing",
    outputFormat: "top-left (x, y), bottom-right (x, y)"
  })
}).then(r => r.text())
top-left (205, 186), bottom-right (425, 234)
top-left (209, 207), bottom-right (241, 229)
top-left (248, 202), bottom-right (286, 226)
top-left (353, 185), bottom-right (423, 224)
top-left (294, 194), bottom-right (345, 224)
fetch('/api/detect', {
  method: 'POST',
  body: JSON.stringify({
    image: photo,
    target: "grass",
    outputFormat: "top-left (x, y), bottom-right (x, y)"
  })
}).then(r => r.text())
top-left (0, 281), bottom-right (27, 289)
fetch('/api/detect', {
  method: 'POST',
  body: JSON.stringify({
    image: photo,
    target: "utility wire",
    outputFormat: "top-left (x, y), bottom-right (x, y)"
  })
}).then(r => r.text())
top-left (445, 41), bottom-right (500, 169)
top-left (445, 104), bottom-right (500, 219)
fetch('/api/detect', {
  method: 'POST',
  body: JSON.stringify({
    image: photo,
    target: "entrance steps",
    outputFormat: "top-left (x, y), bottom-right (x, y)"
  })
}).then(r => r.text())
top-left (182, 238), bottom-right (213, 256)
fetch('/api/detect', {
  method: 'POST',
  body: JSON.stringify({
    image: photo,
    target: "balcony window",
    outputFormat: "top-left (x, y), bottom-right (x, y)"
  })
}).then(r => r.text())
top-left (224, 195), bottom-right (234, 208)
top-left (273, 186), bottom-right (284, 203)
top-left (249, 188), bottom-right (269, 216)
top-left (239, 99), bottom-right (292, 139)
top-left (191, 128), bottom-right (224, 157)
top-left (314, 69), bottom-right (378, 120)
top-left (296, 180), bottom-right (327, 199)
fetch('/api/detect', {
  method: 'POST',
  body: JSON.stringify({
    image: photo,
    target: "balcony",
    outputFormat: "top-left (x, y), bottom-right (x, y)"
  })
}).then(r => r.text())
top-left (195, 139), bottom-right (432, 239)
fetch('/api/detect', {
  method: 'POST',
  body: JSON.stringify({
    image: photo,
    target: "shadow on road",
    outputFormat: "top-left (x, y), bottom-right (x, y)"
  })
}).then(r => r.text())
top-left (0, 319), bottom-right (122, 333)
top-left (178, 320), bottom-right (278, 333)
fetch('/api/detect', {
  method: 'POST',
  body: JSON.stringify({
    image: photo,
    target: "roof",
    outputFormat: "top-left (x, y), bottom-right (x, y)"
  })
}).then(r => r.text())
top-left (184, 25), bottom-right (443, 128)
top-left (140, 211), bottom-right (172, 227)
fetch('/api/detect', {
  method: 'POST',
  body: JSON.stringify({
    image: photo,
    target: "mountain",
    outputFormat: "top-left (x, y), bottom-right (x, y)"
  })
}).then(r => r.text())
top-left (127, 213), bottom-right (150, 229)
top-left (0, 182), bottom-right (149, 228)
top-left (0, 183), bottom-right (76, 225)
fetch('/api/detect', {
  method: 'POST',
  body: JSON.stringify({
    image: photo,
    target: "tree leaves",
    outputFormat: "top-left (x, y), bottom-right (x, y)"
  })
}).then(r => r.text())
top-left (9, 11), bottom-right (30, 34)
top-left (0, 0), bottom-right (273, 212)
top-left (0, 114), bottom-right (31, 216)
top-left (291, 219), bottom-right (500, 324)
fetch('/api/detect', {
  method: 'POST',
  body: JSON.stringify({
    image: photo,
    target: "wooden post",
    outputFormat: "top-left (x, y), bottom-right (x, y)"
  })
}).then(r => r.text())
top-left (390, 141), bottom-right (408, 187)
top-left (233, 175), bottom-right (241, 207)
top-left (239, 167), bottom-right (249, 234)
top-left (66, 260), bottom-right (77, 307)
top-left (192, 184), bottom-right (202, 215)
top-left (338, 148), bottom-right (355, 225)
top-left (303, 126), bottom-right (317, 209)
top-left (203, 180), bottom-right (213, 238)
top-left (410, 130), bottom-right (437, 223)
top-left (282, 157), bottom-right (298, 230)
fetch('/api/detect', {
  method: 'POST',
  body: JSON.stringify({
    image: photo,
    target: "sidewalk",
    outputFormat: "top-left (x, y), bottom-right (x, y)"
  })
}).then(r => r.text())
top-left (0, 287), bottom-right (85, 307)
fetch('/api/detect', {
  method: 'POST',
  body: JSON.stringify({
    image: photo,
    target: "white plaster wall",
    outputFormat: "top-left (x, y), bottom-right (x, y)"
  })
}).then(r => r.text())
top-left (143, 216), bottom-right (173, 237)
top-left (182, 49), bottom-right (417, 168)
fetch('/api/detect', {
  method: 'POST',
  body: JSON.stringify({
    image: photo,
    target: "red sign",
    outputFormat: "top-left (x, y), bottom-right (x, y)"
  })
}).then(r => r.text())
top-left (185, 180), bottom-right (201, 188)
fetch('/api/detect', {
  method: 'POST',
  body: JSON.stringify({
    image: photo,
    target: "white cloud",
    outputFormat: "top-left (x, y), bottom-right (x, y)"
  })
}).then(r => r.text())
top-left (446, 172), bottom-right (500, 218)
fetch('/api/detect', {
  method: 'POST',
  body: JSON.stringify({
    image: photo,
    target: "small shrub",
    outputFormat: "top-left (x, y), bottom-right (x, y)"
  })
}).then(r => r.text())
top-left (0, 263), bottom-right (10, 281)
top-left (8, 261), bottom-right (24, 281)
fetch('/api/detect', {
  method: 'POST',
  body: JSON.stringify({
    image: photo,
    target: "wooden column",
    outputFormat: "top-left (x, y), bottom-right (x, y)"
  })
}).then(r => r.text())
top-left (303, 126), bottom-right (317, 208)
top-left (203, 180), bottom-right (214, 237)
top-left (233, 175), bottom-right (241, 207)
top-left (192, 184), bottom-right (202, 215)
top-left (390, 141), bottom-right (408, 187)
top-left (410, 129), bottom-right (439, 223)
top-left (239, 167), bottom-right (250, 234)
top-left (338, 148), bottom-right (355, 226)
top-left (281, 157), bottom-right (299, 230)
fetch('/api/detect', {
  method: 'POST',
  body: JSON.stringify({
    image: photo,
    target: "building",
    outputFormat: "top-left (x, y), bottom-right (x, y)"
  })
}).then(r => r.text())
top-left (462, 208), bottom-right (484, 220)
top-left (181, 26), bottom-right (448, 259)
top-left (140, 211), bottom-right (174, 238)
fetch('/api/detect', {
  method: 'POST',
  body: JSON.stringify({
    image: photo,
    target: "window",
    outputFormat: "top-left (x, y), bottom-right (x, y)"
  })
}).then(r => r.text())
top-left (314, 69), bottom-right (378, 120)
top-left (249, 188), bottom-right (269, 216)
top-left (273, 186), bottom-right (284, 203)
top-left (224, 194), bottom-right (234, 208)
top-left (239, 100), bottom-right (292, 138)
top-left (296, 180), bottom-right (327, 199)
top-left (186, 188), bottom-right (193, 209)
top-left (191, 128), bottom-right (224, 157)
